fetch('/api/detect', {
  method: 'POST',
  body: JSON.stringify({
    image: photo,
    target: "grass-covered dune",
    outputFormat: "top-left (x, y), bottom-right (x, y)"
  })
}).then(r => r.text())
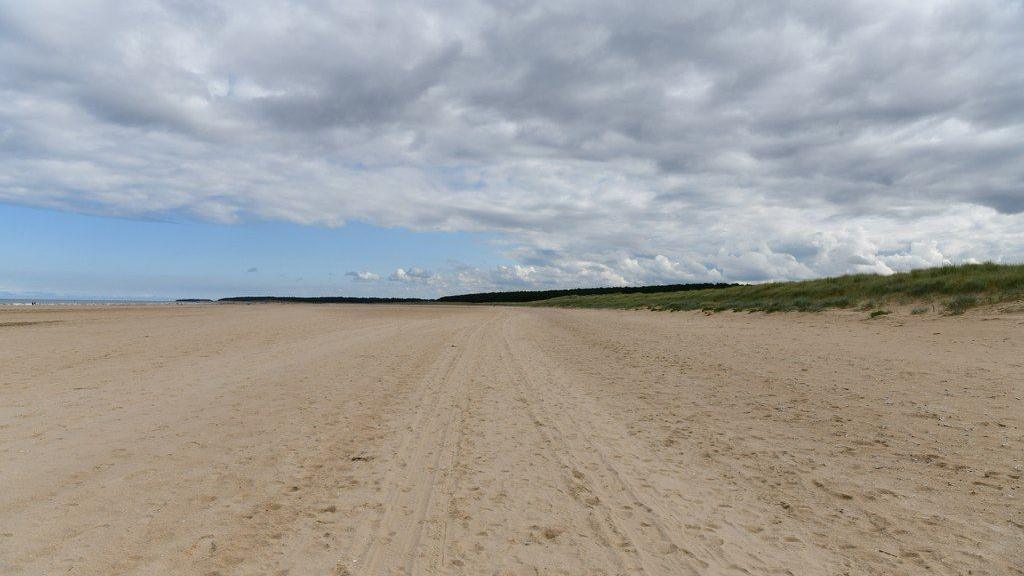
top-left (529, 263), bottom-right (1024, 315)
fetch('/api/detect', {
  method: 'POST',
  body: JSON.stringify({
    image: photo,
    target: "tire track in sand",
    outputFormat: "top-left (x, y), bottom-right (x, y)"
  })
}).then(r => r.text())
top-left (499, 314), bottom-right (708, 575)
top-left (350, 313), bottom-right (499, 576)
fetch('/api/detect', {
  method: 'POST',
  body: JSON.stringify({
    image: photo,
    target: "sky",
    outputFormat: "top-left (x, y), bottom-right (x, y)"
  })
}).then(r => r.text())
top-left (1, 0), bottom-right (1022, 299)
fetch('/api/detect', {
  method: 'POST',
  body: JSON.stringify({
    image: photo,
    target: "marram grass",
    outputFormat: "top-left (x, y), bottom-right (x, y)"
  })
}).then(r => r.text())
top-left (528, 263), bottom-right (1024, 314)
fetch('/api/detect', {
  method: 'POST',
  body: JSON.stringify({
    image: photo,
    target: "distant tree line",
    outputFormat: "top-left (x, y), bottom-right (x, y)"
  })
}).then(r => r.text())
top-left (435, 283), bottom-right (738, 303)
top-left (214, 296), bottom-right (429, 304)
top-left (180, 283), bottom-right (739, 305)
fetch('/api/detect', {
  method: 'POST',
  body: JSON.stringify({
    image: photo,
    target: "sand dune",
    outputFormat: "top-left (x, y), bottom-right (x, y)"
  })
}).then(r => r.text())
top-left (1, 304), bottom-right (1021, 575)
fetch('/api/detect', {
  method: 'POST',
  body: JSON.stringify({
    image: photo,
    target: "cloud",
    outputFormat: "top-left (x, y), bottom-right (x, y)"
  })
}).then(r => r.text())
top-left (388, 267), bottom-right (434, 283)
top-left (345, 270), bottom-right (381, 282)
top-left (1, 0), bottom-right (1022, 292)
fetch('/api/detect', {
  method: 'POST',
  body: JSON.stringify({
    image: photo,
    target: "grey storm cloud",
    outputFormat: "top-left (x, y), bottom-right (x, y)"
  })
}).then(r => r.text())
top-left (1, 0), bottom-right (1022, 290)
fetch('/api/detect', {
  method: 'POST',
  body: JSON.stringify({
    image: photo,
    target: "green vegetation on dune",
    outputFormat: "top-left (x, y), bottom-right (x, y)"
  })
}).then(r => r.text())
top-left (528, 263), bottom-right (1024, 314)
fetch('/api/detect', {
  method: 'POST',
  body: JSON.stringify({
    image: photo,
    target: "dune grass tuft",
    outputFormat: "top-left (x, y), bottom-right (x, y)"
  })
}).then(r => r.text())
top-left (944, 295), bottom-right (979, 315)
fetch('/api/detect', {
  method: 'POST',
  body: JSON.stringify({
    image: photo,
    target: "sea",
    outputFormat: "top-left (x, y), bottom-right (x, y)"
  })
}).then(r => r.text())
top-left (0, 299), bottom-right (173, 306)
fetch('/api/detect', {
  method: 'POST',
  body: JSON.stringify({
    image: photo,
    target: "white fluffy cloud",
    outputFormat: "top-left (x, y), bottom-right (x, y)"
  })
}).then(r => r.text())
top-left (345, 271), bottom-right (381, 282)
top-left (1, 0), bottom-right (1022, 291)
top-left (388, 268), bottom-right (434, 283)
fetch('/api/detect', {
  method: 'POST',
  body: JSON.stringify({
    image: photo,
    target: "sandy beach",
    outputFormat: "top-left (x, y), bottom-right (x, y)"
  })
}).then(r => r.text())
top-left (1, 304), bottom-right (1021, 575)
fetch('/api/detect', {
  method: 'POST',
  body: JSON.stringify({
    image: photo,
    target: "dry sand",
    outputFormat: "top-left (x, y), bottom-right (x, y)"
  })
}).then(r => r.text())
top-left (1, 304), bottom-right (1021, 575)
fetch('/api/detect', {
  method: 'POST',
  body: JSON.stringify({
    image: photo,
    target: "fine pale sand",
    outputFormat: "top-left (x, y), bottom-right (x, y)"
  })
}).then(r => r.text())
top-left (1, 304), bottom-right (1021, 576)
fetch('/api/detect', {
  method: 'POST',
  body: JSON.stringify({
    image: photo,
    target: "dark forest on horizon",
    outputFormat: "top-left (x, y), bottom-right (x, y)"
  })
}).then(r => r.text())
top-left (186, 283), bottom-right (739, 305)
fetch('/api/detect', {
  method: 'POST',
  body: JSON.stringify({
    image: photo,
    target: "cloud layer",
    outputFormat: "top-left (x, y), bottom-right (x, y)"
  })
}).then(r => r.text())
top-left (2, 0), bottom-right (1022, 291)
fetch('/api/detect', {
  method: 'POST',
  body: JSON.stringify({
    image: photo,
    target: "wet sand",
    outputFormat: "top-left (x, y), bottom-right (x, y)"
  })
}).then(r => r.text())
top-left (1, 304), bottom-right (1021, 575)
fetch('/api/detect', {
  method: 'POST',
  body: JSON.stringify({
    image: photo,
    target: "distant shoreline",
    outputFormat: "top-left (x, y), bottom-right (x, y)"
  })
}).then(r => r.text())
top-left (0, 299), bottom-right (172, 306)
